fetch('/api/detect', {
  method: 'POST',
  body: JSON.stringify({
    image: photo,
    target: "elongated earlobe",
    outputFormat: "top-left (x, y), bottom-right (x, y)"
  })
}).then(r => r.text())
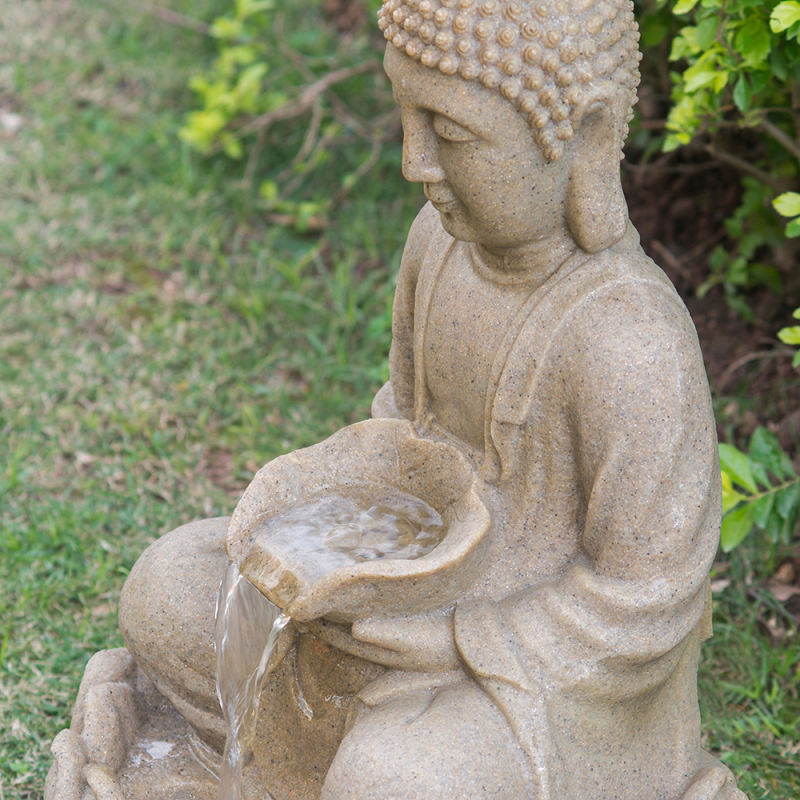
top-left (565, 102), bottom-right (628, 254)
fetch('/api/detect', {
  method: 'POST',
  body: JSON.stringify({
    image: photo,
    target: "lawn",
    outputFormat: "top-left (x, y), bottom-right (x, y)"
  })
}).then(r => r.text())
top-left (0, 0), bottom-right (797, 798)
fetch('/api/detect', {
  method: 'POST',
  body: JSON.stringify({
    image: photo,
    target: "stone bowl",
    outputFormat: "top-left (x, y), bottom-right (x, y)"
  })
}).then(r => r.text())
top-left (226, 418), bottom-right (489, 623)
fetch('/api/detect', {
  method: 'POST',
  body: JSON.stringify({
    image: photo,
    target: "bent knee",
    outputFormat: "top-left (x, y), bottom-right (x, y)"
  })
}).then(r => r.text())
top-left (119, 517), bottom-right (229, 693)
top-left (321, 682), bottom-right (531, 800)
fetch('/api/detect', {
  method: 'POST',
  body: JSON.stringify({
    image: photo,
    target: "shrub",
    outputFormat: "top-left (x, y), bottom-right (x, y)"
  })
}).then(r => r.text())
top-left (640, 0), bottom-right (800, 317)
top-left (178, 0), bottom-right (393, 230)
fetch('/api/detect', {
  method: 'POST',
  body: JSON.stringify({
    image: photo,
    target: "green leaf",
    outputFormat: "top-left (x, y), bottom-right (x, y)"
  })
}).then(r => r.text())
top-left (750, 461), bottom-right (771, 489)
top-left (732, 75), bottom-right (751, 111)
top-left (722, 488), bottom-right (746, 514)
top-left (778, 325), bottom-right (800, 345)
top-left (259, 179), bottom-right (279, 201)
top-left (221, 133), bottom-right (243, 160)
top-left (210, 16), bottom-right (244, 39)
top-left (780, 511), bottom-right (798, 542)
top-left (780, 449), bottom-right (798, 478)
top-left (776, 482), bottom-right (800, 521)
top-left (770, 48), bottom-right (789, 81)
top-left (751, 492), bottom-right (777, 529)
top-left (719, 443), bottom-right (758, 493)
top-left (766, 508), bottom-right (784, 542)
top-left (674, 0), bottom-right (700, 14)
top-left (749, 427), bottom-right (785, 480)
top-left (735, 17), bottom-right (771, 66)
top-left (695, 16), bottom-right (719, 50)
top-left (237, 0), bottom-right (273, 18)
top-left (684, 69), bottom-right (719, 92)
top-left (177, 109), bottom-right (228, 151)
top-left (721, 470), bottom-right (747, 513)
top-left (773, 192), bottom-right (800, 217)
top-left (748, 69), bottom-right (771, 94)
top-left (713, 69), bottom-right (730, 92)
top-left (235, 62), bottom-right (268, 112)
top-left (771, 1), bottom-right (800, 33)
top-left (670, 29), bottom-right (699, 59)
top-left (721, 504), bottom-right (755, 552)
top-left (786, 218), bottom-right (800, 237)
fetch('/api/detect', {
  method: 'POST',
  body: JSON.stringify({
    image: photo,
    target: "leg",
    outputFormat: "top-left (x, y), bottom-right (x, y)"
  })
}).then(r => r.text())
top-left (321, 679), bottom-right (533, 800)
top-left (119, 517), bottom-right (229, 749)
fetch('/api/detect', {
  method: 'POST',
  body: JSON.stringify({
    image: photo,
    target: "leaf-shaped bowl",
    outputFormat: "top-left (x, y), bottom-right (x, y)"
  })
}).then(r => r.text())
top-left (226, 418), bottom-right (490, 623)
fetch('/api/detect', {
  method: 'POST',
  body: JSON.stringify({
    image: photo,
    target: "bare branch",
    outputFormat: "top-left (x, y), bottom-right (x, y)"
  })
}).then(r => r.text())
top-left (704, 144), bottom-right (785, 190)
top-left (757, 117), bottom-right (800, 164)
top-left (292, 101), bottom-right (325, 172)
top-left (243, 128), bottom-right (266, 187)
top-left (332, 138), bottom-right (383, 205)
top-left (241, 61), bottom-right (380, 135)
top-left (717, 349), bottom-right (784, 392)
top-left (146, 6), bottom-right (211, 36)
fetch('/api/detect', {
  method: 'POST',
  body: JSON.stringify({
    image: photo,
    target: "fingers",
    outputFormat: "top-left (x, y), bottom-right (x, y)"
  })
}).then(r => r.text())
top-left (351, 617), bottom-right (407, 652)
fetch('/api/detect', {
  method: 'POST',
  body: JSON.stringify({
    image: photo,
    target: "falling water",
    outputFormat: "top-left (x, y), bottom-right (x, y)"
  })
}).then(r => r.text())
top-left (214, 489), bottom-right (443, 799)
top-left (215, 562), bottom-right (289, 800)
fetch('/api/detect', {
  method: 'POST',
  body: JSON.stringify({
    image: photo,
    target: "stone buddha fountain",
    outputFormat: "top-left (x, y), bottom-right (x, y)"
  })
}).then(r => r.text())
top-left (46, 1), bottom-right (749, 798)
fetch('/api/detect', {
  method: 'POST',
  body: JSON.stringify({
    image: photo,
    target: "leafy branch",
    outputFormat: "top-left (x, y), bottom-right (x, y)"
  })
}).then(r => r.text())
top-left (177, 0), bottom-right (395, 230)
top-left (719, 428), bottom-right (800, 552)
top-left (645, 0), bottom-right (800, 316)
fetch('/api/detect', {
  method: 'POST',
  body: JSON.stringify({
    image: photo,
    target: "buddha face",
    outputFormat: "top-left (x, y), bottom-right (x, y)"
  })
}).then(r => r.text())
top-left (384, 44), bottom-right (572, 254)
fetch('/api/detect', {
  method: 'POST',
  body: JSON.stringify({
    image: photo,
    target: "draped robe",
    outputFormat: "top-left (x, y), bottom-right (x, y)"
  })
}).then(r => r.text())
top-left (368, 201), bottom-right (733, 800)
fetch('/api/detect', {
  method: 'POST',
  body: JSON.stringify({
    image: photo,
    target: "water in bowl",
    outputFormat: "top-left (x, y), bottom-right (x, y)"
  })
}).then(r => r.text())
top-left (252, 487), bottom-right (444, 570)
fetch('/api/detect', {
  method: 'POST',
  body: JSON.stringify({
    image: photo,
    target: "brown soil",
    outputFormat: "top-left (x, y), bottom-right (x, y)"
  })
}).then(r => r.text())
top-left (623, 150), bottom-right (800, 453)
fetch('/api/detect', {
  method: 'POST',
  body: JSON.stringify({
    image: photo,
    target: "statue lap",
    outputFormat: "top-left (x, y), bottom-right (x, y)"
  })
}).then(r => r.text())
top-left (119, 519), bottom-right (533, 800)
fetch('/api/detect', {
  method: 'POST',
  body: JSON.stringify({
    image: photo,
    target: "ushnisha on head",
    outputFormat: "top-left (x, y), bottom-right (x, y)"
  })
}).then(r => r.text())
top-left (378, 0), bottom-right (641, 163)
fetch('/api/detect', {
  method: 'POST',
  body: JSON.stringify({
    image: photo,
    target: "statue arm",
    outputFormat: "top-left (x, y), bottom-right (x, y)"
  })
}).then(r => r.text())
top-left (456, 283), bottom-right (720, 697)
top-left (371, 202), bottom-right (441, 420)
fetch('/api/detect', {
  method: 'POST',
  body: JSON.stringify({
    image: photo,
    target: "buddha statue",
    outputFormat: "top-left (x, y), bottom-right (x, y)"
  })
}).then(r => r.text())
top-left (46, 1), bottom-right (750, 799)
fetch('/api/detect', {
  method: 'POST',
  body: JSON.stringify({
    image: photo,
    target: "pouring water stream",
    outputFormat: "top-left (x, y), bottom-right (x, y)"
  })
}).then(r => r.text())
top-left (214, 491), bottom-right (443, 799)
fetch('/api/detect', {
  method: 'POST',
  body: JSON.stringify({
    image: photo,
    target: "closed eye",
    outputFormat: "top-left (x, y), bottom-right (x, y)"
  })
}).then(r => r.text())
top-left (432, 113), bottom-right (478, 143)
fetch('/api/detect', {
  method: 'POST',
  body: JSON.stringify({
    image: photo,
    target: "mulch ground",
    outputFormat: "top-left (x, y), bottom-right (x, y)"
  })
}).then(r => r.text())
top-left (623, 150), bottom-right (800, 451)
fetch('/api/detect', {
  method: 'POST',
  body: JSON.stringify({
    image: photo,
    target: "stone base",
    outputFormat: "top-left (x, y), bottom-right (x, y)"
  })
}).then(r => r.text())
top-left (45, 648), bottom-right (220, 800)
top-left (46, 648), bottom-right (748, 800)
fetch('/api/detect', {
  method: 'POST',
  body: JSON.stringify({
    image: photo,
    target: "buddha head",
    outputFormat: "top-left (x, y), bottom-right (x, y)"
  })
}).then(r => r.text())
top-left (378, 0), bottom-right (642, 253)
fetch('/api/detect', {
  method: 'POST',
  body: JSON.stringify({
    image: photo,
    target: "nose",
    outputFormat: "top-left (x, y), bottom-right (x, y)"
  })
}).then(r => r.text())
top-left (401, 110), bottom-right (445, 184)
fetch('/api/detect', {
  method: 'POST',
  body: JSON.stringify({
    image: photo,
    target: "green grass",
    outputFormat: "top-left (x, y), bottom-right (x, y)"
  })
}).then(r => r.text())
top-left (0, 1), bottom-right (797, 798)
top-left (699, 537), bottom-right (800, 800)
top-left (0, 1), bottom-right (415, 794)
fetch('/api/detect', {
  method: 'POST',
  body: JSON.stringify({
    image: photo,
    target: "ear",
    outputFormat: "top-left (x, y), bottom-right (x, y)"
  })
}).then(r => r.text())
top-left (565, 93), bottom-right (628, 254)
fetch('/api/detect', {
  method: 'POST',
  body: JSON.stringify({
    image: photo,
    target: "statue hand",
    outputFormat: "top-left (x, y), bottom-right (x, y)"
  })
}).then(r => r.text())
top-left (350, 607), bottom-right (460, 672)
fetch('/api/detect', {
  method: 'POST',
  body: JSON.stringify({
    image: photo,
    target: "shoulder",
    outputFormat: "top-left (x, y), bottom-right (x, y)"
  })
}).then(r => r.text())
top-left (557, 235), bottom-right (707, 394)
top-left (566, 231), bottom-right (697, 346)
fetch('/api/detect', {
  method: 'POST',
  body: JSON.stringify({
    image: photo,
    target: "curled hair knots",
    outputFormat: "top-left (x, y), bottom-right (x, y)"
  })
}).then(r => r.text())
top-left (379, 0), bottom-right (641, 160)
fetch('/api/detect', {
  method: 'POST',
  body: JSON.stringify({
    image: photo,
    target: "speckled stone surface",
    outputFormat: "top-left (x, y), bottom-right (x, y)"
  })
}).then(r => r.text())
top-left (47, 1), bottom-right (750, 798)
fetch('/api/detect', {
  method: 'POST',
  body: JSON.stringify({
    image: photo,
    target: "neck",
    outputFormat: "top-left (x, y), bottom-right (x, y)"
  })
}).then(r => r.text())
top-left (474, 230), bottom-right (578, 285)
